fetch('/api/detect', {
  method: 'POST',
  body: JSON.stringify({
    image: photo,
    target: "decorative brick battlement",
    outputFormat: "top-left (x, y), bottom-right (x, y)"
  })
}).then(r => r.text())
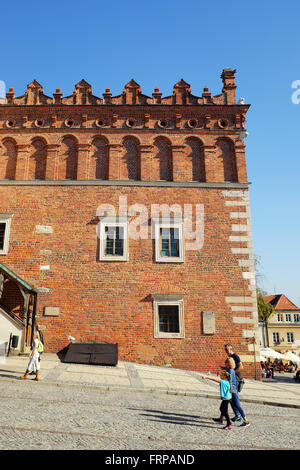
top-left (0, 69), bottom-right (249, 184)
top-left (2, 69), bottom-right (241, 106)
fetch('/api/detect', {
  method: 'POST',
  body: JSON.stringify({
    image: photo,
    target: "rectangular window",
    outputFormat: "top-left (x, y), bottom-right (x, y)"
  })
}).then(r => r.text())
top-left (0, 223), bottom-right (6, 251)
top-left (277, 314), bottom-right (283, 322)
top-left (158, 305), bottom-right (180, 333)
top-left (286, 314), bottom-right (291, 322)
top-left (273, 332), bottom-right (280, 344)
top-left (287, 333), bottom-right (294, 343)
top-left (0, 215), bottom-right (13, 255)
top-left (99, 217), bottom-right (128, 261)
top-left (160, 227), bottom-right (179, 258)
top-left (154, 218), bottom-right (184, 263)
top-left (152, 294), bottom-right (185, 338)
top-left (294, 314), bottom-right (300, 323)
top-left (105, 226), bottom-right (124, 256)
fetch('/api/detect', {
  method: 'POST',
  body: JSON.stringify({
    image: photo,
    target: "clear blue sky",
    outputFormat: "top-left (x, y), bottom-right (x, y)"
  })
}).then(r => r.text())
top-left (1, 0), bottom-right (299, 306)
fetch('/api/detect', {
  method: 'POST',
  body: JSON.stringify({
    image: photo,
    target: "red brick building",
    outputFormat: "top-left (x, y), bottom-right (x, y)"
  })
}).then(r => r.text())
top-left (0, 69), bottom-right (260, 377)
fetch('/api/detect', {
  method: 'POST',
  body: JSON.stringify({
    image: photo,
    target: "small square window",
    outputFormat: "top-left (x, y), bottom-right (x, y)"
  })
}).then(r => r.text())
top-left (152, 294), bottom-right (185, 338)
top-left (99, 217), bottom-right (128, 261)
top-left (158, 305), bottom-right (180, 333)
top-left (153, 218), bottom-right (184, 263)
top-left (0, 214), bottom-right (13, 255)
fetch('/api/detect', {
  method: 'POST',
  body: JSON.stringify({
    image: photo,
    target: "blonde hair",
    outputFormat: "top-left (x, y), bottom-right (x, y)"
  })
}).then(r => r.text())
top-left (221, 369), bottom-right (233, 393)
top-left (226, 357), bottom-right (236, 369)
top-left (220, 369), bottom-right (230, 380)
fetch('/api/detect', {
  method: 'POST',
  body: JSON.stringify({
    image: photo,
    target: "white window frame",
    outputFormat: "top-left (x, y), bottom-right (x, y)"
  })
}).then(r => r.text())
top-left (0, 214), bottom-right (13, 255)
top-left (153, 217), bottom-right (184, 263)
top-left (294, 314), bottom-right (300, 323)
top-left (98, 217), bottom-right (129, 262)
top-left (285, 313), bottom-right (292, 322)
top-left (287, 332), bottom-right (294, 343)
top-left (272, 332), bottom-right (280, 344)
top-left (152, 294), bottom-right (185, 339)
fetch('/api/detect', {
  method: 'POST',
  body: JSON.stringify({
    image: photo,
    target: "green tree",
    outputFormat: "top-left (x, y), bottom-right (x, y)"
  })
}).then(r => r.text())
top-left (257, 289), bottom-right (274, 348)
top-left (254, 254), bottom-right (274, 348)
top-left (257, 290), bottom-right (274, 322)
top-left (254, 254), bottom-right (274, 321)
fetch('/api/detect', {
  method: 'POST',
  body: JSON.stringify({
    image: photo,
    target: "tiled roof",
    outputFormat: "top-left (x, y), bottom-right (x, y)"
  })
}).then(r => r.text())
top-left (263, 294), bottom-right (299, 311)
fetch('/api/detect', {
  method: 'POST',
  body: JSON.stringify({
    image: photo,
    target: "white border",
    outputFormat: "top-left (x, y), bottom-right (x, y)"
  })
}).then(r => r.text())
top-left (153, 298), bottom-right (185, 339)
top-left (98, 217), bottom-right (129, 262)
top-left (0, 214), bottom-right (13, 255)
top-left (153, 218), bottom-right (184, 263)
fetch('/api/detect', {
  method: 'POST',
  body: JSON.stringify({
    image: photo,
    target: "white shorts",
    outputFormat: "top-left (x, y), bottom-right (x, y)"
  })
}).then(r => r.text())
top-left (27, 354), bottom-right (40, 371)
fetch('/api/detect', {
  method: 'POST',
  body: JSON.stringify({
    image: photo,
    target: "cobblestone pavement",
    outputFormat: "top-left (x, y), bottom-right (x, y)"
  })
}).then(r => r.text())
top-left (1, 354), bottom-right (300, 409)
top-left (1, 379), bottom-right (300, 451)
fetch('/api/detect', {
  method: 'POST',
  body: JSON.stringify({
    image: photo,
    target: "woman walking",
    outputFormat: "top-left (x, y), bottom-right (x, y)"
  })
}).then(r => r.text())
top-left (226, 357), bottom-right (250, 427)
top-left (20, 331), bottom-right (41, 381)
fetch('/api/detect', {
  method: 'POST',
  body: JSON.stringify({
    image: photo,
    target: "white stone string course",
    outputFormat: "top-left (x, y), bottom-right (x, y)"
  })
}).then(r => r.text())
top-left (223, 190), bottom-right (259, 363)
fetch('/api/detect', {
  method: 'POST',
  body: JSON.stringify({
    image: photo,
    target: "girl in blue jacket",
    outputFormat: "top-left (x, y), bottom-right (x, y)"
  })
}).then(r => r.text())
top-left (200, 369), bottom-right (233, 430)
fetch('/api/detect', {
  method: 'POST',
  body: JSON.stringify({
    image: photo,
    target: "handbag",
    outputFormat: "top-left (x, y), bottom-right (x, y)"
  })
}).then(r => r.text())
top-left (237, 377), bottom-right (245, 393)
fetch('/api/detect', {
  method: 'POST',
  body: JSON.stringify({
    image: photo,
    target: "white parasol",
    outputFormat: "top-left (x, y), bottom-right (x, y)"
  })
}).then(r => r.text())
top-left (283, 351), bottom-right (300, 362)
top-left (260, 348), bottom-right (284, 359)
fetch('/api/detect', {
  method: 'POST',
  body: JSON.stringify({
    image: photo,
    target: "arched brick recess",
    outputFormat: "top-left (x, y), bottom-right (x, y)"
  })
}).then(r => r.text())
top-left (58, 135), bottom-right (78, 180)
top-left (153, 137), bottom-right (172, 181)
top-left (216, 138), bottom-right (237, 182)
top-left (1, 280), bottom-right (24, 320)
top-left (28, 138), bottom-right (47, 180)
top-left (0, 138), bottom-right (17, 179)
top-left (184, 137), bottom-right (205, 182)
top-left (89, 136), bottom-right (108, 180)
top-left (121, 136), bottom-right (140, 180)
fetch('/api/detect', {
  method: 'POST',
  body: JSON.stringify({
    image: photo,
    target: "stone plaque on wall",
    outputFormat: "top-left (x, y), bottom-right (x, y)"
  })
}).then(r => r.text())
top-left (44, 307), bottom-right (60, 317)
top-left (202, 311), bottom-right (215, 335)
top-left (35, 225), bottom-right (53, 234)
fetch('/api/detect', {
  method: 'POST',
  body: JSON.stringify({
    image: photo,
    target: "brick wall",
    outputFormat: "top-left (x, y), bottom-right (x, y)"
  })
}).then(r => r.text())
top-left (0, 70), bottom-right (260, 378)
top-left (0, 184), bottom-right (259, 377)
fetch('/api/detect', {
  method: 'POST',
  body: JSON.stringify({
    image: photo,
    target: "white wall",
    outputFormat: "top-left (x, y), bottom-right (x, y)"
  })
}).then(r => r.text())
top-left (0, 311), bottom-right (23, 351)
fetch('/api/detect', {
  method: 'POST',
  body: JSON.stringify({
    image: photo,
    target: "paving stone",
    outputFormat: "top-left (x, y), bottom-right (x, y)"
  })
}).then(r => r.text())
top-left (1, 381), bottom-right (300, 450)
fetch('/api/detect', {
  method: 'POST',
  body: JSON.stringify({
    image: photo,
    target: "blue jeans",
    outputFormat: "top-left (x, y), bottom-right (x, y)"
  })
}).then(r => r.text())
top-left (230, 392), bottom-right (246, 419)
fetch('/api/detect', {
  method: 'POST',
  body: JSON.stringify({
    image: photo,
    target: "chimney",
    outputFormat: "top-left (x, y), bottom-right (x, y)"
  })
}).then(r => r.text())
top-left (221, 68), bottom-right (237, 104)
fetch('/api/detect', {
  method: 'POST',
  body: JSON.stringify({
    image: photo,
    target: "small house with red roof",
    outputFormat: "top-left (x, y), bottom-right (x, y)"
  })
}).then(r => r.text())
top-left (262, 294), bottom-right (300, 354)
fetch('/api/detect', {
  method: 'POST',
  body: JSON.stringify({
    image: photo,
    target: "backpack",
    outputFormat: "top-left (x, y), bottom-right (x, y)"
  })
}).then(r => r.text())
top-left (37, 340), bottom-right (44, 353)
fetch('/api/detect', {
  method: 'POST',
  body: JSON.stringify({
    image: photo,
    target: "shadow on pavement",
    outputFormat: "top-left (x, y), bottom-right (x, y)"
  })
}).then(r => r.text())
top-left (129, 407), bottom-right (218, 428)
top-left (0, 369), bottom-right (22, 374)
top-left (0, 373), bottom-right (21, 379)
top-left (272, 373), bottom-right (299, 384)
